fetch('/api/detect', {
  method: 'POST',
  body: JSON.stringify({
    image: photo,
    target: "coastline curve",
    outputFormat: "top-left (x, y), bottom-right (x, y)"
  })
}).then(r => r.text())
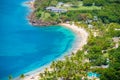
top-left (18, 23), bottom-right (88, 80)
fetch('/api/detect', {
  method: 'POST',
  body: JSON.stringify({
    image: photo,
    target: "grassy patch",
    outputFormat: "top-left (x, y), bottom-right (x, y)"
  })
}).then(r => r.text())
top-left (68, 6), bottom-right (101, 11)
top-left (40, 12), bottom-right (51, 20)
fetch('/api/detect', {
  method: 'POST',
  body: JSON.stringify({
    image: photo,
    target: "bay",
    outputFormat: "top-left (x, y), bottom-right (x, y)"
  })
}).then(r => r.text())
top-left (0, 0), bottom-right (76, 79)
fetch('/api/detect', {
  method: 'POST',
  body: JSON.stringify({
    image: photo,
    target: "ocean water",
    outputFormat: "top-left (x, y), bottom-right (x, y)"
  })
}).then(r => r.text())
top-left (0, 0), bottom-right (76, 79)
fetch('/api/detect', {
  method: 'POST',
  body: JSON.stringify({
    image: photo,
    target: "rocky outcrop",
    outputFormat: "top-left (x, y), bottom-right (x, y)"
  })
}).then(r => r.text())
top-left (28, 13), bottom-right (57, 26)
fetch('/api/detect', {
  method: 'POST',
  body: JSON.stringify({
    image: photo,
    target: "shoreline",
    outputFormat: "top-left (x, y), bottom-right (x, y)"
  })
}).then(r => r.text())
top-left (17, 23), bottom-right (88, 80)
top-left (14, 1), bottom-right (88, 80)
top-left (22, 0), bottom-right (35, 10)
top-left (59, 23), bottom-right (88, 52)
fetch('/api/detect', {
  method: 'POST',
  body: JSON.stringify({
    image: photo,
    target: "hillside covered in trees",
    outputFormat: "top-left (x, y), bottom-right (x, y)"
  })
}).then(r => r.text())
top-left (29, 0), bottom-right (120, 26)
top-left (26, 0), bottom-right (120, 80)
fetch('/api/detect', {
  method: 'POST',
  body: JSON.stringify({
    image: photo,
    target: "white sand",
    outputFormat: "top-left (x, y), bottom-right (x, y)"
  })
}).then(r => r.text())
top-left (60, 23), bottom-right (88, 53)
top-left (15, 23), bottom-right (88, 80)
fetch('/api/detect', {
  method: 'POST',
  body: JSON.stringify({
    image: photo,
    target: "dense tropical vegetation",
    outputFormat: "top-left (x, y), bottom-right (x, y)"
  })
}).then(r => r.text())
top-left (16, 0), bottom-right (120, 80)
top-left (32, 0), bottom-right (120, 24)
top-left (36, 22), bottom-right (120, 80)
top-left (30, 0), bottom-right (120, 79)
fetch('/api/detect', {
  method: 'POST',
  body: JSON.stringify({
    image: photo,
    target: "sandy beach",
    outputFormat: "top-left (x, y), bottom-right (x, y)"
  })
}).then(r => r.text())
top-left (60, 23), bottom-right (88, 53)
top-left (16, 23), bottom-right (88, 80)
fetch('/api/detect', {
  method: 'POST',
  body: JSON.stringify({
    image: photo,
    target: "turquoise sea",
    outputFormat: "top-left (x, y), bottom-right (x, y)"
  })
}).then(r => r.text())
top-left (0, 0), bottom-right (76, 79)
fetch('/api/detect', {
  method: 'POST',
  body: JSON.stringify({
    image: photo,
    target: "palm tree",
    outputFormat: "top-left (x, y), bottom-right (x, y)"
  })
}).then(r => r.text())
top-left (44, 68), bottom-right (49, 77)
top-left (8, 75), bottom-right (13, 80)
top-left (39, 73), bottom-right (43, 79)
top-left (20, 74), bottom-right (25, 80)
top-left (50, 61), bottom-right (56, 71)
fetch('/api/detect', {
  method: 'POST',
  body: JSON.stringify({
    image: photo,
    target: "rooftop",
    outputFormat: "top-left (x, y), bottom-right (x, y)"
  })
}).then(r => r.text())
top-left (46, 6), bottom-right (67, 13)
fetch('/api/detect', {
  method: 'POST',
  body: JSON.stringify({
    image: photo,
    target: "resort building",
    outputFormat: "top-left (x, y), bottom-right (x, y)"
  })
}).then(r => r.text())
top-left (46, 6), bottom-right (67, 13)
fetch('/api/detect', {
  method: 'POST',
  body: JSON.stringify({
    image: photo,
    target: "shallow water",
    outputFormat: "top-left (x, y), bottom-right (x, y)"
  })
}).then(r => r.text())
top-left (0, 0), bottom-right (76, 79)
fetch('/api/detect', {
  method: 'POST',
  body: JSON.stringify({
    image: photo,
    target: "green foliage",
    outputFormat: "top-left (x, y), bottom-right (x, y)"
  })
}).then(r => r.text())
top-left (94, 0), bottom-right (107, 6)
top-left (83, 0), bottom-right (94, 6)
top-left (82, 0), bottom-right (120, 23)
top-left (34, 0), bottom-right (120, 24)
top-left (57, 0), bottom-right (78, 3)
top-left (98, 4), bottom-right (120, 23)
top-left (39, 50), bottom-right (90, 80)
top-left (30, 0), bottom-right (120, 80)
top-left (20, 74), bottom-right (25, 79)
top-left (99, 68), bottom-right (120, 80)
top-left (107, 23), bottom-right (120, 37)
top-left (8, 75), bottom-right (13, 80)
top-left (34, 0), bottom-right (51, 9)
top-left (35, 10), bottom-right (42, 18)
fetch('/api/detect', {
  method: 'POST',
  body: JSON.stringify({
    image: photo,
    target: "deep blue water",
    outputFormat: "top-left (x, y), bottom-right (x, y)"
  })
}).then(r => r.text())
top-left (0, 0), bottom-right (76, 79)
